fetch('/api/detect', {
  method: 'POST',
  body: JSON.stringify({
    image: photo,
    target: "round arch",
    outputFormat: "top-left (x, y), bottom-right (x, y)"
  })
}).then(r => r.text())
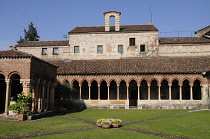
top-left (0, 74), bottom-right (6, 112)
top-left (119, 80), bottom-right (127, 100)
top-left (150, 79), bottom-right (158, 100)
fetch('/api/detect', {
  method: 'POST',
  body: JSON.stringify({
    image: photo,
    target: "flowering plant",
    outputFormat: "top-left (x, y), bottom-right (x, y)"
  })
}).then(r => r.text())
top-left (8, 92), bottom-right (33, 115)
top-left (96, 119), bottom-right (105, 123)
top-left (112, 119), bottom-right (122, 124)
top-left (101, 119), bottom-right (112, 125)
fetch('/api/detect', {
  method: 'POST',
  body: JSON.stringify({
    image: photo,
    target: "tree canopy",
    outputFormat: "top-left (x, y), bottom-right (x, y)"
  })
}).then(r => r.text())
top-left (17, 22), bottom-right (40, 44)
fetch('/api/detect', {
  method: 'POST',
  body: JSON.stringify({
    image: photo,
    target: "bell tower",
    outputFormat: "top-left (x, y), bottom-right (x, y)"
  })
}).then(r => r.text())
top-left (104, 11), bottom-right (121, 32)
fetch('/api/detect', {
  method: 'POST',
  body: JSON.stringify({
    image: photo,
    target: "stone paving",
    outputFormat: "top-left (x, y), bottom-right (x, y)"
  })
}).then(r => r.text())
top-left (2, 109), bottom-right (207, 139)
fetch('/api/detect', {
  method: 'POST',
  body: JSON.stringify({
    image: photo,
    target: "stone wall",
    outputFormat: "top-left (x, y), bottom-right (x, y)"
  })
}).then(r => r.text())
top-left (158, 44), bottom-right (210, 57)
top-left (69, 32), bottom-right (159, 60)
top-left (16, 46), bottom-right (70, 60)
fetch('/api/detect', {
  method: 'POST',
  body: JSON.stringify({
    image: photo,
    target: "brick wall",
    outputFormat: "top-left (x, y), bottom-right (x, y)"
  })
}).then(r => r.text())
top-left (0, 58), bottom-right (31, 78)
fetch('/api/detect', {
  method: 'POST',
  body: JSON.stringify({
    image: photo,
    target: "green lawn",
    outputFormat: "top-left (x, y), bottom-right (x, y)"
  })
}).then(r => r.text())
top-left (31, 128), bottom-right (163, 139)
top-left (125, 110), bottom-right (210, 139)
top-left (67, 109), bottom-right (188, 123)
top-left (0, 109), bottom-right (209, 139)
top-left (0, 116), bottom-right (94, 138)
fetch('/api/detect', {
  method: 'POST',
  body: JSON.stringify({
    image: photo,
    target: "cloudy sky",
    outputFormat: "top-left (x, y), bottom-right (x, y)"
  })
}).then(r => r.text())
top-left (0, 0), bottom-right (209, 50)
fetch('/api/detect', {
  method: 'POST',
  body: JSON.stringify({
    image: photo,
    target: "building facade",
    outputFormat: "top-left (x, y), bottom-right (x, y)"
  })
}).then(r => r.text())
top-left (0, 50), bottom-right (57, 114)
top-left (9, 11), bottom-right (210, 109)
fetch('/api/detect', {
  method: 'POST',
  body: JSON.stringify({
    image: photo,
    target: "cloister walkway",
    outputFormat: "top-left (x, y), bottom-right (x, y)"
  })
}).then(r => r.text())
top-left (2, 109), bottom-right (207, 139)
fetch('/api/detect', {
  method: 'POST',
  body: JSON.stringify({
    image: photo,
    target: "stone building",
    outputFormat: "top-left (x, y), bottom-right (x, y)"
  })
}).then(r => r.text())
top-left (0, 50), bottom-right (57, 114)
top-left (9, 11), bottom-right (210, 109)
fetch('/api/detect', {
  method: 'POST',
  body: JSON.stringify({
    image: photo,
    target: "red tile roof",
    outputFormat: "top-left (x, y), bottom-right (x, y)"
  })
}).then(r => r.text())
top-left (159, 37), bottom-right (210, 44)
top-left (68, 25), bottom-right (158, 34)
top-left (14, 40), bottom-right (69, 47)
top-left (0, 50), bottom-right (57, 67)
top-left (0, 50), bottom-right (33, 58)
top-left (50, 57), bottom-right (210, 75)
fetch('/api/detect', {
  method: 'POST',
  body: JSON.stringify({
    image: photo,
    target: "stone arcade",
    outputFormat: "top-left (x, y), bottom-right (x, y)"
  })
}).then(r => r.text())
top-left (0, 50), bottom-right (57, 114)
top-left (3, 11), bottom-right (210, 110)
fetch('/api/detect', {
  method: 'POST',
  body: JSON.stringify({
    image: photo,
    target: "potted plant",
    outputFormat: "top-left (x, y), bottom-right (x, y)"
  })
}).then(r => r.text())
top-left (8, 92), bottom-right (33, 121)
top-left (8, 103), bottom-right (20, 115)
top-left (96, 119), bottom-right (104, 127)
top-left (101, 119), bottom-right (112, 128)
top-left (111, 118), bottom-right (122, 128)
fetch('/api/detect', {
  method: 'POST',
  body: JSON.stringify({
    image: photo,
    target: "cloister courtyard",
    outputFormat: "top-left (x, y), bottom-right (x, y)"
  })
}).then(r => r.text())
top-left (0, 109), bottom-right (210, 139)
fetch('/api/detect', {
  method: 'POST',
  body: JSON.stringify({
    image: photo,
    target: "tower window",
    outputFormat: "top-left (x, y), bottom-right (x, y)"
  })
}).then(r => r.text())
top-left (129, 38), bottom-right (135, 46)
top-left (118, 45), bottom-right (123, 53)
top-left (74, 46), bottom-right (79, 53)
top-left (97, 45), bottom-right (103, 53)
top-left (140, 45), bottom-right (145, 52)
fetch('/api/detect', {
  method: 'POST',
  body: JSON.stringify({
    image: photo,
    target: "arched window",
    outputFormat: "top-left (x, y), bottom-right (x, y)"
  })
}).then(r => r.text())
top-left (72, 80), bottom-right (80, 99)
top-left (140, 80), bottom-right (148, 100)
top-left (100, 81), bottom-right (108, 100)
top-left (10, 74), bottom-right (22, 101)
top-left (0, 74), bottom-right (6, 111)
top-left (119, 80), bottom-right (127, 100)
top-left (81, 80), bottom-right (89, 99)
top-left (193, 80), bottom-right (201, 100)
top-left (171, 79), bottom-right (179, 100)
top-left (110, 80), bottom-right (117, 100)
top-left (160, 80), bottom-right (169, 100)
top-left (129, 80), bottom-right (138, 106)
top-left (150, 80), bottom-right (158, 100)
top-left (91, 80), bottom-right (98, 100)
top-left (182, 80), bottom-right (190, 100)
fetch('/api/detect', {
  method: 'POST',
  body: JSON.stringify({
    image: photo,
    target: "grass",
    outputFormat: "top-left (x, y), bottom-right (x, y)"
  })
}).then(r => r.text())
top-left (0, 116), bottom-right (94, 138)
top-left (125, 110), bottom-right (210, 139)
top-left (31, 129), bottom-right (163, 139)
top-left (0, 109), bottom-right (209, 139)
top-left (67, 109), bottom-right (188, 123)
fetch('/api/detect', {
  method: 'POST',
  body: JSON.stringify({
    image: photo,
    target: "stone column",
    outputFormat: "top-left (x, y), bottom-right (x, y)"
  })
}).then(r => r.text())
top-left (179, 85), bottom-right (182, 100)
top-left (4, 79), bottom-right (11, 115)
top-left (33, 79), bottom-right (40, 112)
top-left (137, 85), bottom-right (140, 100)
top-left (38, 85), bottom-right (41, 112)
top-left (126, 85), bottom-right (129, 100)
top-left (20, 79), bottom-right (31, 96)
top-left (158, 85), bottom-right (161, 100)
top-left (169, 84), bottom-right (172, 100)
top-left (190, 84), bottom-right (193, 100)
top-left (107, 85), bottom-right (110, 100)
top-left (79, 85), bottom-right (82, 100)
top-left (148, 84), bottom-right (151, 100)
top-left (98, 85), bottom-right (100, 100)
top-left (41, 80), bottom-right (46, 111)
top-left (88, 85), bottom-right (91, 100)
top-left (117, 85), bottom-right (119, 100)
top-left (46, 81), bottom-right (50, 110)
top-left (49, 83), bottom-right (56, 110)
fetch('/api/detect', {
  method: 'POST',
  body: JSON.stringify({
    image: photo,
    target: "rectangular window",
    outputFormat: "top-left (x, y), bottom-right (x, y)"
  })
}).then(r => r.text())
top-left (53, 48), bottom-right (59, 55)
top-left (74, 46), bottom-right (79, 53)
top-left (140, 45), bottom-right (145, 52)
top-left (129, 38), bottom-right (135, 46)
top-left (42, 48), bottom-right (47, 55)
top-left (97, 45), bottom-right (103, 53)
top-left (118, 45), bottom-right (123, 53)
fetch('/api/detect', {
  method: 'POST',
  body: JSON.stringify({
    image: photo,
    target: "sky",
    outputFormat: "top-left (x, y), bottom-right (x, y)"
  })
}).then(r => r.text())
top-left (0, 0), bottom-right (210, 50)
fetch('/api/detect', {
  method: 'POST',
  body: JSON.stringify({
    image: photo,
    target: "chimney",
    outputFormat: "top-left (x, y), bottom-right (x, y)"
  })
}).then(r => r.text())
top-left (104, 11), bottom-right (121, 32)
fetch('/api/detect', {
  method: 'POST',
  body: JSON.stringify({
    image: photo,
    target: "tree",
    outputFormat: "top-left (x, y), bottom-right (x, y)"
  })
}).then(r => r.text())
top-left (17, 22), bottom-right (40, 44)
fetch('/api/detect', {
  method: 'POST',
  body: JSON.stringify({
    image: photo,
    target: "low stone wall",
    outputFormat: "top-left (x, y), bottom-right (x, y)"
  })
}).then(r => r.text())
top-left (68, 99), bottom-right (210, 109)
